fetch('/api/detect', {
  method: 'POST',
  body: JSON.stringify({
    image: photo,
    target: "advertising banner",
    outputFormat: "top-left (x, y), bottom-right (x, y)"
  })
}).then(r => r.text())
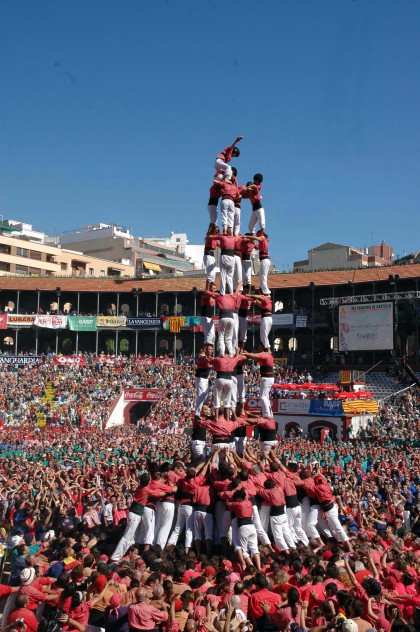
top-left (34, 315), bottom-right (68, 329)
top-left (123, 389), bottom-right (161, 401)
top-left (53, 356), bottom-right (86, 367)
top-left (308, 400), bottom-right (344, 417)
top-left (296, 315), bottom-right (307, 328)
top-left (245, 398), bottom-right (279, 414)
top-left (67, 316), bottom-right (97, 332)
top-left (339, 302), bottom-right (394, 351)
top-left (96, 316), bottom-right (126, 328)
top-left (0, 314), bottom-right (7, 329)
top-left (7, 315), bottom-right (36, 327)
top-left (272, 313), bottom-right (294, 326)
top-left (0, 356), bottom-right (43, 365)
top-left (126, 317), bottom-right (162, 329)
top-left (277, 399), bottom-right (311, 415)
top-left (94, 355), bottom-right (122, 365)
top-left (135, 357), bottom-right (174, 366)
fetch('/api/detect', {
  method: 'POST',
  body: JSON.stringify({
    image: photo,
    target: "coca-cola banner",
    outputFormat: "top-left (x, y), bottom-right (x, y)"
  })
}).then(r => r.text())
top-left (34, 315), bottom-right (68, 329)
top-left (53, 356), bottom-right (86, 367)
top-left (0, 314), bottom-right (7, 329)
top-left (123, 389), bottom-right (161, 401)
top-left (135, 357), bottom-right (174, 366)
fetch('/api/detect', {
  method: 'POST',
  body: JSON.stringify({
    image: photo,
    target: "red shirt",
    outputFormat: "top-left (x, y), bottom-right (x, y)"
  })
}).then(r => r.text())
top-left (249, 588), bottom-right (281, 622)
top-left (217, 145), bottom-right (234, 163)
top-left (214, 181), bottom-right (238, 201)
top-left (215, 293), bottom-right (239, 312)
top-left (226, 499), bottom-right (254, 519)
top-left (204, 235), bottom-right (219, 251)
top-left (242, 183), bottom-right (262, 205)
top-left (218, 234), bottom-right (236, 252)
top-left (257, 236), bottom-right (269, 255)
top-left (201, 291), bottom-right (216, 308)
top-left (255, 484), bottom-right (286, 507)
top-left (257, 352), bottom-right (274, 369)
top-left (212, 355), bottom-right (244, 375)
top-left (8, 608), bottom-right (39, 632)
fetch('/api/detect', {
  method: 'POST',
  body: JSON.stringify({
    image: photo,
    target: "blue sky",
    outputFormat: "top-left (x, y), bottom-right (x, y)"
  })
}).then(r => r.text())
top-left (1, 0), bottom-right (420, 272)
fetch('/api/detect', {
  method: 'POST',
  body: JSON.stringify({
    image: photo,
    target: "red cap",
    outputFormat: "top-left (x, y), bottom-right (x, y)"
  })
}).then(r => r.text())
top-left (221, 560), bottom-right (233, 570)
top-left (204, 566), bottom-right (216, 577)
top-left (322, 551), bottom-right (333, 560)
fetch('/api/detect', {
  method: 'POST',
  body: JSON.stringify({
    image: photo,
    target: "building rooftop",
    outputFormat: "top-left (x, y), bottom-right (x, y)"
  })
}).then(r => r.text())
top-left (0, 262), bottom-right (417, 293)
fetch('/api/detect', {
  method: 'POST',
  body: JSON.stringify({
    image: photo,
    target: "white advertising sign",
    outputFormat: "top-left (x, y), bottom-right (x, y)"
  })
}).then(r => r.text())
top-left (339, 302), bottom-right (394, 351)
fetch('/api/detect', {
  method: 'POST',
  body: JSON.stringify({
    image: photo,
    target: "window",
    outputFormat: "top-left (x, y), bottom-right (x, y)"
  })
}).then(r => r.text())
top-left (29, 250), bottom-right (42, 261)
top-left (330, 336), bottom-right (338, 351)
top-left (16, 247), bottom-right (28, 258)
top-left (100, 270), bottom-right (105, 277)
top-left (174, 303), bottom-right (183, 315)
top-left (274, 301), bottom-right (284, 312)
top-left (288, 337), bottom-right (298, 351)
top-left (61, 263), bottom-right (68, 271)
top-left (0, 244), bottom-right (10, 255)
top-left (176, 237), bottom-right (181, 243)
top-left (16, 265), bottom-right (29, 275)
top-left (274, 337), bottom-right (284, 352)
top-left (0, 262), bottom-right (10, 272)
top-left (28, 267), bottom-right (41, 275)
top-left (3, 336), bottom-right (13, 346)
top-left (88, 268), bottom-right (94, 277)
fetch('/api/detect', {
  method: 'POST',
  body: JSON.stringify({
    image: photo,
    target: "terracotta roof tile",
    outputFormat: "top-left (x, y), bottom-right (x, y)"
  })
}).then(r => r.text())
top-left (0, 263), bottom-right (419, 293)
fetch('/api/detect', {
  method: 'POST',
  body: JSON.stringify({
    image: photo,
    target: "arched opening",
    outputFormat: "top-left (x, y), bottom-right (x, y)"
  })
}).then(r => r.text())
top-left (3, 336), bottom-right (13, 346)
top-left (288, 337), bottom-right (297, 351)
top-left (274, 337), bottom-right (284, 352)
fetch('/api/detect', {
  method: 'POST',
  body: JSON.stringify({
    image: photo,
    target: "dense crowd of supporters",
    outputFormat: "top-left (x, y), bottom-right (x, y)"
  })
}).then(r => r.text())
top-left (0, 357), bottom-right (420, 632)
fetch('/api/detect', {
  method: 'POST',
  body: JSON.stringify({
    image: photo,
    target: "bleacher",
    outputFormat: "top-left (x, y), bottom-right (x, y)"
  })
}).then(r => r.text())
top-left (315, 370), bottom-right (407, 403)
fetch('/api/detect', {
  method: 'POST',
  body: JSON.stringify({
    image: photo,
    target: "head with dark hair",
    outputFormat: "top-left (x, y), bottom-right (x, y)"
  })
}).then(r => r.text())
top-left (140, 473), bottom-right (151, 487)
top-left (264, 479), bottom-right (276, 489)
top-left (233, 489), bottom-right (246, 502)
top-left (255, 572), bottom-right (268, 589)
top-left (253, 173), bottom-right (263, 184)
top-left (231, 167), bottom-right (238, 177)
top-left (232, 147), bottom-right (240, 158)
top-left (287, 587), bottom-right (300, 618)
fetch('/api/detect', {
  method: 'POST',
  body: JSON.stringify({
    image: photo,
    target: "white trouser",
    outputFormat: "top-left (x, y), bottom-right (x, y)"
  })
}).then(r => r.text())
top-left (220, 255), bottom-right (235, 295)
top-left (201, 316), bottom-right (215, 345)
top-left (259, 505), bottom-right (271, 534)
top-left (252, 504), bottom-right (271, 545)
top-left (259, 258), bottom-right (271, 295)
top-left (112, 511), bottom-right (142, 561)
top-left (136, 506), bottom-right (155, 545)
top-left (208, 203), bottom-right (218, 225)
top-left (234, 435), bottom-right (247, 456)
top-left (232, 313), bottom-right (239, 350)
top-left (168, 504), bottom-right (194, 548)
top-left (260, 376), bottom-right (274, 417)
top-left (194, 510), bottom-right (213, 541)
top-left (154, 501), bottom-right (175, 549)
top-left (242, 259), bottom-right (252, 286)
top-left (239, 315), bottom-right (248, 343)
top-left (231, 375), bottom-right (238, 409)
top-left (214, 159), bottom-right (232, 179)
top-left (213, 377), bottom-right (233, 409)
top-left (233, 255), bottom-right (242, 288)
top-left (215, 500), bottom-right (231, 539)
top-left (203, 254), bottom-right (217, 283)
top-left (236, 373), bottom-right (245, 403)
top-left (248, 207), bottom-right (265, 233)
top-left (190, 439), bottom-right (207, 463)
top-left (260, 439), bottom-right (278, 456)
top-left (239, 522), bottom-right (259, 557)
top-left (220, 199), bottom-right (235, 229)
top-left (271, 512), bottom-right (295, 550)
top-left (231, 516), bottom-right (241, 551)
top-left (233, 206), bottom-right (241, 235)
top-left (304, 501), bottom-right (331, 540)
top-left (217, 317), bottom-right (234, 356)
top-left (195, 377), bottom-right (210, 416)
top-left (210, 442), bottom-right (234, 454)
top-left (286, 505), bottom-right (309, 545)
top-left (260, 316), bottom-right (272, 349)
top-left (325, 504), bottom-right (349, 542)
